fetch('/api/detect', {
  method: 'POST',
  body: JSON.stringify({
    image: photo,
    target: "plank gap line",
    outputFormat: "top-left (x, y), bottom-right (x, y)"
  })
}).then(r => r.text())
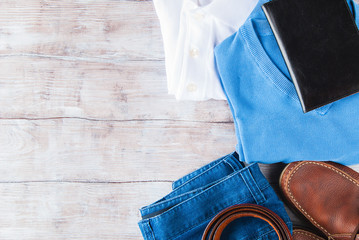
top-left (0, 53), bottom-right (164, 63)
top-left (0, 117), bottom-right (234, 124)
top-left (0, 180), bottom-right (173, 184)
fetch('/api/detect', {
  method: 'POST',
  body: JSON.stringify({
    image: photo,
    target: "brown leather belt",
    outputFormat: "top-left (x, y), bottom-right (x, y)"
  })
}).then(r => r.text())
top-left (202, 203), bottom-right (293, 240)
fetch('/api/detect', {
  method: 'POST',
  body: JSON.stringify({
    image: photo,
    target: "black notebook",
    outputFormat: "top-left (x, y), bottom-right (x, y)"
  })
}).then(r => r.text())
top-left (262, 0), bottom-right (359, 113)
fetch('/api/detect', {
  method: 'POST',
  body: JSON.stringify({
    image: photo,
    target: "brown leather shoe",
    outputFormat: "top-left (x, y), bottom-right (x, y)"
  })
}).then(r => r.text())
top-left (293, 229), bottom-right (325, 240)
top-left (280, 161), bottom-right (359, 240)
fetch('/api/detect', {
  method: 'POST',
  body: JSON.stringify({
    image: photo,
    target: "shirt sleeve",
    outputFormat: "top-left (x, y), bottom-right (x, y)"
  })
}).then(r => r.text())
top-left (152, 0), bottom-right (183, 94)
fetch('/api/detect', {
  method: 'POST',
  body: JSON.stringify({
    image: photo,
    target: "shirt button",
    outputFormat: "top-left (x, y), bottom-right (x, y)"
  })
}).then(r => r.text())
top-left (189, 48), bottom-right (199, 58)
top-left (186, 83), bottom-right (198, 92)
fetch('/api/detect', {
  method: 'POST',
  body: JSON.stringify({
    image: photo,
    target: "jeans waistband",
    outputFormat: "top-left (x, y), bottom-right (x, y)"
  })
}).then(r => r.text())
top-left (140, 152), bottom-right (244, 219)
top-left (138, 162), bottom-right (274, 240)
top-left (172, 152), bottom-right (242, 189)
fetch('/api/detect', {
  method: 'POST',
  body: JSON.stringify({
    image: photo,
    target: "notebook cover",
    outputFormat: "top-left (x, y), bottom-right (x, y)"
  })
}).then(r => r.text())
top-left (262, 0), bottom-right (359, 113)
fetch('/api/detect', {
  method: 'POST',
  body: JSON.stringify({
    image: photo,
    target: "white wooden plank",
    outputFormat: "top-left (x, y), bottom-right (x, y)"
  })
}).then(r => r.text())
top-left (0, 118), bottom-right (357, 182)
top-left (0, 119), bottom-right (236, 182)
top-left (0, 0), bottom-right (163, 61)
top-left (0, 57), bottom-right (232, 122)
top-left (0, 182), bottom-right (171, 240)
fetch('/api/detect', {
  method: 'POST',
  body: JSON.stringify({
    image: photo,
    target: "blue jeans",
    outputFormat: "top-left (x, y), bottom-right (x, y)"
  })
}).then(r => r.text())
top-left (138, 152), bottom-right (292, 240)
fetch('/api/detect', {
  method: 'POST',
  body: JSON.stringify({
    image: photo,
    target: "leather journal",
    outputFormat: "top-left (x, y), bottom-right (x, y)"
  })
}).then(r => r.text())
top-left (262, 0), bottom-right (359, 113)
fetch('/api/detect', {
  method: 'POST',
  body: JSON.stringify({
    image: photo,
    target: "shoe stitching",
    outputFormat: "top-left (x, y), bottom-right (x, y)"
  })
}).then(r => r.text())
top-left (332, 234), bottom-right (353, 236)
top-left (285, 161), bottom-right (359, 237)
top-left (330, 233), bottom-right (355, 237)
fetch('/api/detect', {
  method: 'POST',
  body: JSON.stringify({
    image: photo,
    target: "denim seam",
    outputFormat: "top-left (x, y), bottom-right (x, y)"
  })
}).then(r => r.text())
top-left (149, 188), bottom-right (252, 221)
top-left (139, 219), bottom-right (156, 240)
top-left (147, 169), bottom-right (269, 221)
top-left (142, 192), bottom-right (198, 211)
top-left (223, 156), bottom-right (241, 171)
top-left (173, 157), bottom-right (226, 189)
top-left (240, 168), bottom-right (266, 204)
top-left (171, 160), bottom-right (228, 191)
top-left (141, 186), bottom-right (202, 210)
top-left (223, 159), bottom-right (237, 171)
top-left (170, 155), bottom-right (242, 196)
top-left (144, 161), bottom-right (228, 213)
top-left (140, 185), bottom-right (208, 217)
top-left (260, 184), bottom-right (271, 191)
top-left (173, 156), bottom-right (229, 190)
top-left (148, 220), bottom-right (156, 240)
top-left (256, 228), bottom-right (276, 240)
top-left (172, 152), bottom-right (235, 190)
top-left (142, 177), bottom-right (270, 219)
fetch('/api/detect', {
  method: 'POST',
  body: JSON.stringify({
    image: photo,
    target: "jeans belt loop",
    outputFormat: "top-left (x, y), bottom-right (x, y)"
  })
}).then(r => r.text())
top-left (239, 165), bottom-right (266, 205)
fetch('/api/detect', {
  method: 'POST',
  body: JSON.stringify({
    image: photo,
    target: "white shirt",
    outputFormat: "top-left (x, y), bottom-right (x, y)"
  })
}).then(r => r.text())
top-left (153, 0), bottom-right (258, 100)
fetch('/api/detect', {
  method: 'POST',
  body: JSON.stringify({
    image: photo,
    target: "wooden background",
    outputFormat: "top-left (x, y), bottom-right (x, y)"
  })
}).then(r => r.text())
top-left (0, 1), bottom-right (358, 239)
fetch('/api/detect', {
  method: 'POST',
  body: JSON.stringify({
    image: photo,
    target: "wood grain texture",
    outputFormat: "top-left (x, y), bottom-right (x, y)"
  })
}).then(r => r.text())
top-left (0, 0), bottom-right (163, 61)
top-left (0, 119), bottom-right (235, 182)
top-left (0, 182), bottom-right (171, 240)
top-left (0, 57), bottom-right (232, 122)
